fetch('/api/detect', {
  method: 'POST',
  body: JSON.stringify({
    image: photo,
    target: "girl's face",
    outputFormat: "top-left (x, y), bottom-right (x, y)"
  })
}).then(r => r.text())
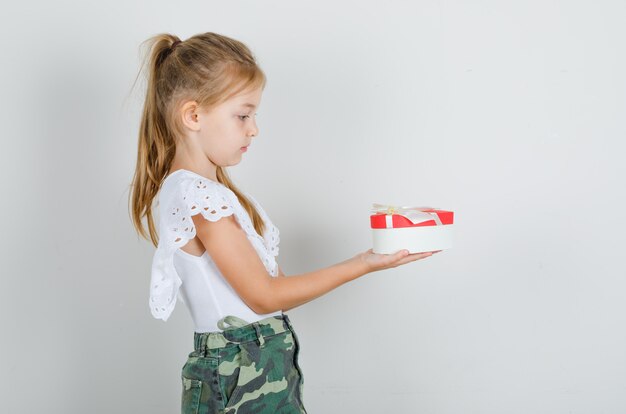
top-left (195, 87), bottom-right (262, 167)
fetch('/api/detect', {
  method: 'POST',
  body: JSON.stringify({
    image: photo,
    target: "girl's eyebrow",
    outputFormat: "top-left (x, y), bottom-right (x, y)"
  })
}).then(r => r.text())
top-left (240, 103), bottom-right (257, 109)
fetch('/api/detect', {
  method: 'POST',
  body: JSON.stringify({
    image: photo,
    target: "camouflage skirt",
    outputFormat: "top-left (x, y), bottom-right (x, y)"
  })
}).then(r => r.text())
top-left (181, 313), bottom-right (307, 414)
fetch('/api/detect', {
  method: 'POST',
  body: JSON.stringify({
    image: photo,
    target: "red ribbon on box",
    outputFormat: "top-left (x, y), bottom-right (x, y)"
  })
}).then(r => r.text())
top-left (370, 203), bottom-right (454, 229)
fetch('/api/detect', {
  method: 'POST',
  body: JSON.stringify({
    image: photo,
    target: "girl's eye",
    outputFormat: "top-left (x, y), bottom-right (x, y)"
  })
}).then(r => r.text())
top-left (238, 113), bottom-right (257, 121)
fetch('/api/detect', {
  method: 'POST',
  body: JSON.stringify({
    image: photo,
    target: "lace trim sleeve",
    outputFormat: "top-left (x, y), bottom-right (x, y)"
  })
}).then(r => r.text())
top-left (149, 176), bottom-right (235, 321)
top-left (247, 193), bottom-right (280, 257)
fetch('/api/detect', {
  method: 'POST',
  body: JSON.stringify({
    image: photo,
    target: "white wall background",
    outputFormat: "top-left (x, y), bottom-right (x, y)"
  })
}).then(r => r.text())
top-left (2, 1), bottom-right (625, 413)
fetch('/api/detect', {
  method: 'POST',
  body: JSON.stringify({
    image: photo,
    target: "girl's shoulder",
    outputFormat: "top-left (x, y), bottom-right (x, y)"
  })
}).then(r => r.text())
top-left (158, 169), bottom-right (241, 227)
top-left (160, 169), bottom-right (272, 226)
top-left (161, 169), bottom-right (232, 200)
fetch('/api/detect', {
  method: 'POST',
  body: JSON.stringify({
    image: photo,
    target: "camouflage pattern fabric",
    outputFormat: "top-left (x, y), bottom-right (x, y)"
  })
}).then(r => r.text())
top-left (181, 313), bottom-right (307, 413)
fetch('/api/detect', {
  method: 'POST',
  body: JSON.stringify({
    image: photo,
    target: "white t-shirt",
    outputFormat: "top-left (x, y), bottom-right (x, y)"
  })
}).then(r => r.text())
top-left (149, 169), bottom-right (282, 331)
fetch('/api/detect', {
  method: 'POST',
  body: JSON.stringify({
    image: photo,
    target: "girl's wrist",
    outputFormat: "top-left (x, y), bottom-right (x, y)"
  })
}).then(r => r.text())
top-left (351, 253), bottom-right (372, 279)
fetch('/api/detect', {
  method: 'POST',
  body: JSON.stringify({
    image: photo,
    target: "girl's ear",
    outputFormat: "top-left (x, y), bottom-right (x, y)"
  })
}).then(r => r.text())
top-left (181, 100), bottom-right (201, 131)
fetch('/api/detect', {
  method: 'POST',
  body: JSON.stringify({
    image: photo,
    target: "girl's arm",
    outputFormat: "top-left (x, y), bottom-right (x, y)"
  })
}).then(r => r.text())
top-left (268, 256), bottom-right (368, 313)
top-left (191, 213), bottom-right (431, 314)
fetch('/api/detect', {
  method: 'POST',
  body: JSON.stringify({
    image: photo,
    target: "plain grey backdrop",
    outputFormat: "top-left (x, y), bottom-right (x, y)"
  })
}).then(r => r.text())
top-left (2, 0), bottom-right (625, 413)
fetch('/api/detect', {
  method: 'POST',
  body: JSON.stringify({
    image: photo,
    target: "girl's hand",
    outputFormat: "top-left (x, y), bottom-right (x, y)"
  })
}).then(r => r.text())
top-left (357, 248), bottom-right (441, 274)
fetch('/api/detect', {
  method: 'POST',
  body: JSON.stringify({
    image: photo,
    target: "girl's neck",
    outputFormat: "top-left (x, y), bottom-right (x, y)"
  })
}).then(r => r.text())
top-left (169, 162), bottom-right (218, 181)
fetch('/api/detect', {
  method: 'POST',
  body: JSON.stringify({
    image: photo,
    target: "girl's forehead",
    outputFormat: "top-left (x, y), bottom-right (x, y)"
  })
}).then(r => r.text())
top-left (237, 102), bottom-right (257, 110)
top-left (213, 87), bottom-right (262, 112)
top-left (230, 91), bottom-right (262, 108)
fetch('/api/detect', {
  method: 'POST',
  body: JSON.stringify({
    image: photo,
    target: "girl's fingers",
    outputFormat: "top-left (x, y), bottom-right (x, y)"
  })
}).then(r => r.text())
top-left (368, 249), bottom-right (437, 269)
top-left (384, 251), bottom-right (405, 265)
top-left (395, 250), bottom-right (410, 261)
top-left (395, 252), bottom-right (432, 265)
top-left (377, 251), bottom-right (405, 267)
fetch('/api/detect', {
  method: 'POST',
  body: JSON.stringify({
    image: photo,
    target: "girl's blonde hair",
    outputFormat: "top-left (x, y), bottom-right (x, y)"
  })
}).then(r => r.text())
top-left (129, 32), bottom-right (267, 247)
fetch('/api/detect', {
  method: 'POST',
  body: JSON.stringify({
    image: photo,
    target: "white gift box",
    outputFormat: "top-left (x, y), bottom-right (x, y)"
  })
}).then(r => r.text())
top-left (370, 204), bottom-right (454, 254)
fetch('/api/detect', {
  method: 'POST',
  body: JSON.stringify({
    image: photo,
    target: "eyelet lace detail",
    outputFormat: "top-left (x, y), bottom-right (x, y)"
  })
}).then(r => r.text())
top-left (247, 193), bottom-right (280, 258)
top-left (149, 174), bottom-right (280, 321)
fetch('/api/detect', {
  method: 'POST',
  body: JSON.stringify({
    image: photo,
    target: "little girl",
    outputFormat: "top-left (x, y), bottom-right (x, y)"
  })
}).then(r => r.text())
top-left (129, 31), bottom-right (438, 414)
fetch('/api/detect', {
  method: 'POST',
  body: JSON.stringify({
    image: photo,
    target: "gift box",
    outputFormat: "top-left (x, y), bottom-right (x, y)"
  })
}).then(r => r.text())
top-left (370, 203), bottom-right (454, 254)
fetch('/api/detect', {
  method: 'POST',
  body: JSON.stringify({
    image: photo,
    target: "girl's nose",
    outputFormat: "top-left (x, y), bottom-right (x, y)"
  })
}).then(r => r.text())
top-left (248, 123), bottom-right (259, 138)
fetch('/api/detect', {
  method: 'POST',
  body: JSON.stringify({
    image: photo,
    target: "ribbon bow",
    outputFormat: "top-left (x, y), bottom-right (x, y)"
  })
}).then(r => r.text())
top-left (371, 203), bottom-right (443, 225)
